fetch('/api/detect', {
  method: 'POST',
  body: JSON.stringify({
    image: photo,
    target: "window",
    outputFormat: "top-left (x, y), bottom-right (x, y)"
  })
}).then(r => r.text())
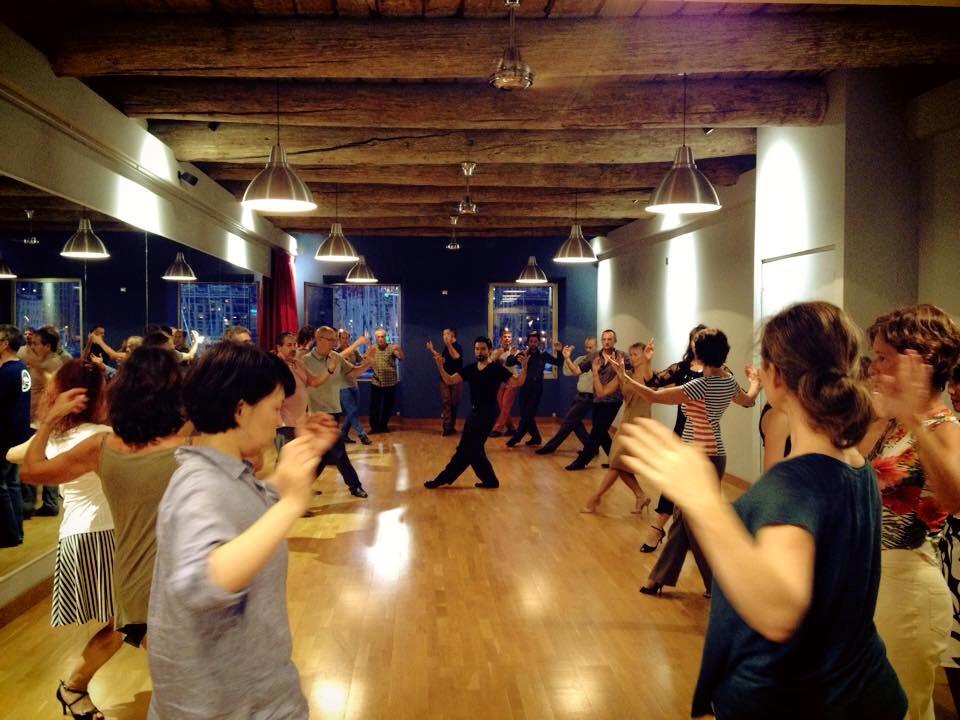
top-left (488, 283), bottom-right (559, 378)
top-left (179, 282), bottom-right (259, 344)
top-left (13, 278), bottom-right (83, 355)
top-left (304, 282), bottom-right (401, 378)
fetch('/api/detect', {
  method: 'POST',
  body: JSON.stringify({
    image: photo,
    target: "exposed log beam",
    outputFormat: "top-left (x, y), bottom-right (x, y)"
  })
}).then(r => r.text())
top-left (151, 123), bottom-right (755, 165)
top-left (97, 77), bottom-right (826, 130)
top-left (46, 13), bottom-right (960, 79)
top-left (683, 0), bottom-right (960, 6)
top-left (279, 216), bottom-right (619, 231)
top-left (323, 227), bottom-right (616, 237)
top-left (200, 156), bottom-right (756, 189)
top-left (261, 199), bottom-right (648, 218)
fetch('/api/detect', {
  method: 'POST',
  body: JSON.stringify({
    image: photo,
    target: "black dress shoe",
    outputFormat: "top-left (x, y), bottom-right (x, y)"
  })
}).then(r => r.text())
top-left (488, 430), bottom-right (503, 438)
top-left (525, 438), bottom-right (542, 447)
top-left (359, 434), bottom-right (372, 446)
top-left (424, 477), bottom-right (454, 489)
top-left (505, 437), bottom-right (519, 448)
top-left (35, 507), bottom-right (59, 517)
top-left (565, 460), bottom-right (588, 471)
top-left (534, 446), bottom-right (555, 455)
top-left (474, 481), bottom-right (499, 489)
top-left (343, 437), bottom-right (356, 444)
top-left (349, 486), bottom-right (368, 498)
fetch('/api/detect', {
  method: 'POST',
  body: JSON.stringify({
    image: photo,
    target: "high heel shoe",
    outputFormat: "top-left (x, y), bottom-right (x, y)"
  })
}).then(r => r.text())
top-left (56, 681), bottom-right (103, 720)
top-left (632, 496), bottom-right (651, 515)
top-left (639, 582), bottom-right (664, 596)
top-left (640, 525), bottom-right (665, 553)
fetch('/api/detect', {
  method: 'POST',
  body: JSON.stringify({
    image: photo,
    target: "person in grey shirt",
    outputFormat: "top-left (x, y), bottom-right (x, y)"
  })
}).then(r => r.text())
top-left (536, 335), bottom-right (597, 455)
top-left (147, 342), bottom-right (339, 720)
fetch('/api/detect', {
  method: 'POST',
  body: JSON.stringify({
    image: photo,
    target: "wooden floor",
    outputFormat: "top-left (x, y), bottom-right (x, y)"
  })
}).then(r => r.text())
top-left (1, 424), bottom-right (957, 719)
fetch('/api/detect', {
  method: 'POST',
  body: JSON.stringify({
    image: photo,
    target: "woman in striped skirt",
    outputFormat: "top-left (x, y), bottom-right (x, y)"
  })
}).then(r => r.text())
top-left (7, 360), bottom-right (121, 720)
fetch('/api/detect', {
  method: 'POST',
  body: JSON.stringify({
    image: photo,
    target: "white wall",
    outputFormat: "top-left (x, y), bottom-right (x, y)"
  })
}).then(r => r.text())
top-left (598, 172), bottom-right (760, 482)
top-left (917, 127), bottom-right (960, 318)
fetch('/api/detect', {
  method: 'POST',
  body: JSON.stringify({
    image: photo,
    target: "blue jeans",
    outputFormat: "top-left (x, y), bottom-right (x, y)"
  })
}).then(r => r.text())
top-left (339, 386), bottom-right (364, 439)
top-left (0, 459), bottom-right (24, 547)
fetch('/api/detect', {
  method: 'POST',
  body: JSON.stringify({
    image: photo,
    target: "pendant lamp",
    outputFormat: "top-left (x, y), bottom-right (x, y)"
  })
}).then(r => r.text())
top-left (490, 0), bottom-right (533, 90)
top-left (516, 255), bottom-right (547, 284)
top-left (554, 194), bottom-right (597, 263)
top-left (446, 216), bottom-right (460, 251)
top-left (646, 74), bottom-right (721, 215)
top-left (242, 84), bottom-right (317, 214)
top-left (346, 255), bottom-right (377, 284)
top-left (162, 251), bottom-right (198, 281)
top-left (457, 162), bottom-right (478, 215)
top-left (314, 186), bottom-right (359, 262)
top-left (0, 256), bottom-right (16, 279)
top-left (23, 209), bottom-right (38, 245)
top-left (61, 218), bottom-right (109, 260)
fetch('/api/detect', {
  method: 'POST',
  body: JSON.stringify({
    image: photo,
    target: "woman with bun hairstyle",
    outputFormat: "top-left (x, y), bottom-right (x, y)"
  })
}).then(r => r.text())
top-left (615, 302), bottom-right (906, 719)
top-left (865, 304), bottom-right (960, 720)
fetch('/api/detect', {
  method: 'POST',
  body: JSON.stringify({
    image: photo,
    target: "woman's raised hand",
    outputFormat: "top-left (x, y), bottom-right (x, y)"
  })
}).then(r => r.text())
top-left (45, 387), bottom-right (88, 423)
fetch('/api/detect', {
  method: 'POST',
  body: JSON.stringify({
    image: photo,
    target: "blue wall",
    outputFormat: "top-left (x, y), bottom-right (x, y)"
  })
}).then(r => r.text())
top-left (0, 229), bottom-right (256, 348)
top-left (293, 233), bottom-right (599, 420)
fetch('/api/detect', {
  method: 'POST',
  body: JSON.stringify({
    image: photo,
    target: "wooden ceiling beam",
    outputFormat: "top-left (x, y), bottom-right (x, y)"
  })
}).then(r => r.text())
top-left (97, 77), bottom-right (826, 130)
top-left (258, 199), bottom-right (648, 218)
top-left (200, 156), bottom-right (755, 188)
top-left (151, 122), bottom-right (755, 164)
top-left (278, 215), bottom-right (618, 230)
top-left (46, 12), bottom-right (960, 79)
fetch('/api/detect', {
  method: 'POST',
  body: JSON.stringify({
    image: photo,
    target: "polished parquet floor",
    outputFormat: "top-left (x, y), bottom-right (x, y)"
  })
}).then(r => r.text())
top-left (1, 423), bottom-right (957, 719)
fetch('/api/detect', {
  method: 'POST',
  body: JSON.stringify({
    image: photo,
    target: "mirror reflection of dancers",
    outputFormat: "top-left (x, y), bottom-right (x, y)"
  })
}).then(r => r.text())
top-left (489, 329), bottom-right (519, 438)
top-left (504, 331), bottom-right (562, 448)
top-left (536, 336), bottom-right (597, 456)
top-left (424, 338), bottom-right (528, 489)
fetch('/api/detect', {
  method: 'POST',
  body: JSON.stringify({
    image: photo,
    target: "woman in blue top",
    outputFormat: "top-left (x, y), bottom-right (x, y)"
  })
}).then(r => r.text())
top-left (616, 301), bottom-right (906, 719)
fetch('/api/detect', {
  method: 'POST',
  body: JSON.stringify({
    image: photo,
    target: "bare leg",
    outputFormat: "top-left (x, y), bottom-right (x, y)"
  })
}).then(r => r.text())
top-left (581, 470), bottom-right (619, 513)
top-left (617, 472), bottom-right (650, 513)
top-left (60, 621), bottom-right (124, 717)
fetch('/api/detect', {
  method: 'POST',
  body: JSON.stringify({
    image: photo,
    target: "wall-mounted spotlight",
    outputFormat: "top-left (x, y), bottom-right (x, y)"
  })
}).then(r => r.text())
top-left (702, 127), bottom-right (715, 135)
top-left (178, 170), bottom-right (199, 186)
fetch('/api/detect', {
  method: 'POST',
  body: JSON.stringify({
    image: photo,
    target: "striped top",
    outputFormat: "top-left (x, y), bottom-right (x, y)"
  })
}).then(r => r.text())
top-left (868, 408), bottom-right (957, 550)
top-left (680, 374), bottom-right (743, 456)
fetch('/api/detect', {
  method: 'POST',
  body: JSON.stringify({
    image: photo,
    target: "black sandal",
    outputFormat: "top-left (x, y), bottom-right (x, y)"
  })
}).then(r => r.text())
top-left (56, 681), bottom-right (104, 720)
top-left (640, 525), bottom-right (666, 553)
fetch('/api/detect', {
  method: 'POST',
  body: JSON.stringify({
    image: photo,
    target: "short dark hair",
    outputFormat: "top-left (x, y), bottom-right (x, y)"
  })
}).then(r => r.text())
top-left (527, 330), bottom-right (541, 340)
top-left (143, 330), bottom-right (173, 347)
top-left (159, 325), bottom-right (174, 337)
top-left (443, 326), bottom-right (457, 336)
top-left (36, 326), bottom-right (60, 352)
top-left (297, 325), bottom-right (316, 346)
top-left (185, 342), bottom-right (288, 433)
top-left (108, 346), bottom-right (185, 444)
top-left (601, 328), bottom-right (618, 341)
top-left (275, 331), bottom-right (295, 348)
top-left (474, 336), bottom-right (493, 349)
top-left (682, 324), bottom-right (708, 364)
top-left (0, 325), bottom-right (24, 352)
top-left (693, 328), bottom-right (730, 368)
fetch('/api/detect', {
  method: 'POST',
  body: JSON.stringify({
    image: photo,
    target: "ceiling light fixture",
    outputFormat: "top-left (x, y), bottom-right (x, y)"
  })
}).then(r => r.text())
top-left (516, 255), bottom-right (547, 284)
top-left (23, 209), bottom-right (38, 245)
top-left (346, 255), bottom-right (377, 284)
top-left (0, 255), bottom-right (16, 279)
top-left (457, 162), bottom-right (478, 215)
top-left (162, 251), bottom-right (198, 282)
top-left (446, 215), bottom-right (461, 251)
top-left (646, 74), bottom-right (722, 215)
top-left (61, 217), bottom-right (109, 260)
top-left (490, 0), bottom-right (533, 90)
top-left (554, 192), bottom-right (597, 263)
top-left (242, 82), bottom-right (317, 214)
top-left (315, 185), bottom-right (359, 262)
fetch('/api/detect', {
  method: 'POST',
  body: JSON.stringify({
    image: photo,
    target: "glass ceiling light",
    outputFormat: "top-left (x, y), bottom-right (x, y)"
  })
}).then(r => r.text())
top-left (242, 83), bottom-right (317, 214)
top-left (446, 215), bottom-right (461, 251)
top-left (314, 185), bottom-right (359, 262)
top-left (162, 251), bottom-right (198, 281)
top-left (554, 193), bottom-right (597, 263)
top-left (346, 255), bottom-right (377, 284)
top-left (457, 162), bottom-right (478, 215)
top-left (516, 255), bottom-right (547, 284)
top-left (61, 218), bottom-right (109, 260)
top-left (23, 209), bottom-right (38, 245)
top-left (490, 0), bottom-right (533, 90)
top-left (646, 74), bottom-right (721, 215)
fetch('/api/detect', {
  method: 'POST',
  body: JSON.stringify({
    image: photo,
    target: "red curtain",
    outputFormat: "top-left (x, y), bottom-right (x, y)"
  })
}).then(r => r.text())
top-left (258, 247), bottom-right (299, 350)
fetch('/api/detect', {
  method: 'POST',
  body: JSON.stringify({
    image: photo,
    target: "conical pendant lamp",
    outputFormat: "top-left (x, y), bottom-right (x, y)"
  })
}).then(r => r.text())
top-left (162, 251), bottom-right (198, 281)
top-left (346, 255), bottom-right (377, 284)
top-left (446, 216), bottom-right (460, 251)
top-left (554, 194), bottom-right (597, 263)
top-left (516, 255), bottom-right (547, 284)
top-left (61, 218), bottom-right (109, 260)
top-left (490, 0), bottom-right (533, 90)
top-left (646, 74), bottom-right (721, 215)
top-left (457, 162), bottom-right (478, 215)
top-left (242, 84), bottom-right (317, 214)
top-left (315, 186), bottom-right (359, 262)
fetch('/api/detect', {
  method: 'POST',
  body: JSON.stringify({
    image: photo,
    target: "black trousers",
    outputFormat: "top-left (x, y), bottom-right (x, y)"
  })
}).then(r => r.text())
top-left (433, 410), bottom-right (499, 486)
top-left (369, 384), bottom-right (398, 432)
top-left (540, 392), bottom-right (593, 452)
top-left (510, 384), bottom-right (543, 443)
top-left (277, 419), bottom-right (362, 490)
top-left (574, 400), bottom-right (620, 463)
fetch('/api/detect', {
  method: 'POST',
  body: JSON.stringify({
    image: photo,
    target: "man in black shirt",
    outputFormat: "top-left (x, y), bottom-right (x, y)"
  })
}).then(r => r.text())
top-left (0, 325), bottom-right (31, 546)
top-left (505, 331), bottom-right (562, 448)
top-left (425, 336), bottom-right (527, 489)
top-left (435, 327), bottom-right (463, 436)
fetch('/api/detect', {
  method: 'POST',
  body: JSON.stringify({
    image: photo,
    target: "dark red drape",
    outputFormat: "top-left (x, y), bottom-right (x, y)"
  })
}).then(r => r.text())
top-left (258, 247), bottom-right (299, 350)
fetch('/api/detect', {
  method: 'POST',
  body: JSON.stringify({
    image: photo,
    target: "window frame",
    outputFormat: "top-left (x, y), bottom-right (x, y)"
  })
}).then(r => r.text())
top-left (11, 276), bottom-right (84, 354)
top-left (177, 280), bottom-right (261, 345)
top-left (487, 281), bottom-right (560, 380)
